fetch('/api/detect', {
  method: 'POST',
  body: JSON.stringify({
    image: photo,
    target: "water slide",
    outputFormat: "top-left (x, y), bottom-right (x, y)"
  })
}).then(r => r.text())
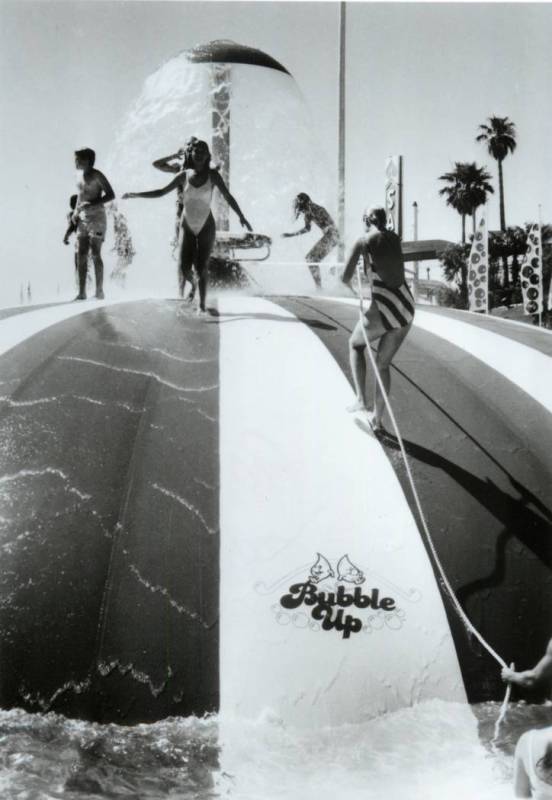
top-left (0, 296), bottom-right (550, 724)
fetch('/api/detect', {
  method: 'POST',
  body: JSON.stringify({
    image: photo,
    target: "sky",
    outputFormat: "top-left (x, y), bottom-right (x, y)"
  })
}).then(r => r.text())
top-left (0, 0), bottom-right (551, 303)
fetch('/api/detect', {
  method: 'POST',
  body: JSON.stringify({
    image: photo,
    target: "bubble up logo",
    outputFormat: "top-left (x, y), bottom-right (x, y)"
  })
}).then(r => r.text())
top-left (279, 553), bottom-right (396, 639)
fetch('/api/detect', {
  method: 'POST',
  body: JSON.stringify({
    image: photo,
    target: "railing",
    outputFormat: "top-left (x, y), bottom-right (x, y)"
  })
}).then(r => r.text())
top-left (215, 249), bottom-right (425, 300)
top-left (214, 231), bottom-right (272, 261)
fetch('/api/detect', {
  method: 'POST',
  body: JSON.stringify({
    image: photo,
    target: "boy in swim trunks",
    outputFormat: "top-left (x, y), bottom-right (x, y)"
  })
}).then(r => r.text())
top-left (341, 206), bottom-right (415, 433)
top-left (73, 148), bottom-right (115, 300)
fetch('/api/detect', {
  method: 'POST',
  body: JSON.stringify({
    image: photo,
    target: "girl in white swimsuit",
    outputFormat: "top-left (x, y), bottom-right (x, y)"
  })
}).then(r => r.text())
top-left (123, 137), bottom-right (252, 313)
top-left (514, 727), bottom-right (552, 798)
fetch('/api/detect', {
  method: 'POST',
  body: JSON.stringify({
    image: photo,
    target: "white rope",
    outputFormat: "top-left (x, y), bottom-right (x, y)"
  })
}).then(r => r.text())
top-left (354, 260), bottom-right (508, 671)
top-left (492, 665), bottom-right (514, 746)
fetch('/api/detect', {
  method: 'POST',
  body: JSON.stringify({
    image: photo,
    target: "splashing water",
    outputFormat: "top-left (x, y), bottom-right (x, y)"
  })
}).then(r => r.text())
top-left (107, 204), bottom-right (136, 289)
top-left (2, 700), bottom-right (547, 799)
top-left (107, 47), bottom-right (333, 297)
top-left (0, 708), bottom-right (218, 799)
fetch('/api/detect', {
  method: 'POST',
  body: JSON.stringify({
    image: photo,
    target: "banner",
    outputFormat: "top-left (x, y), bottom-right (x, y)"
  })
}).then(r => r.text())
top-left (384, 156), bottom-right (402, 237)
top-left (520, 223), bottom-right (543, 315)
top-left (467, 215), bottom-right (489, 313)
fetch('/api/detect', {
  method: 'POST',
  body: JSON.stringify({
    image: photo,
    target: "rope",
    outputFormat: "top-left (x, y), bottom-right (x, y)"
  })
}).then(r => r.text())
top-left (492, 664), bottom-right (514, 746)
top-left (354, 260), bottom-right (508, 671)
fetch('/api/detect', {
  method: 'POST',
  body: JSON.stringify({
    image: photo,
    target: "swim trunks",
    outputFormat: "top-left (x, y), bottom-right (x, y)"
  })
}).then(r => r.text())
top-left (371, 278), bottom-right (415, 330)
top-left (76, 205), bottom-right (107, 242)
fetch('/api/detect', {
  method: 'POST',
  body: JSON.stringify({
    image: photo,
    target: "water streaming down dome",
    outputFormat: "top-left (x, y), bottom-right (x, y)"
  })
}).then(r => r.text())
top-left (107, 40), bottom-right (333, 295)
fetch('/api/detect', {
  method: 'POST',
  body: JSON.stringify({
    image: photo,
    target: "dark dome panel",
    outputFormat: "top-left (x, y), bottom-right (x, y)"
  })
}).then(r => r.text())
top-left (183, 39), bottom-right (290, 74)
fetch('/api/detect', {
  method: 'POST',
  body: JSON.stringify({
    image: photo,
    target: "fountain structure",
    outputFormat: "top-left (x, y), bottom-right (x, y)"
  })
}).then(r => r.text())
top-left (108, 40), bottom-right (333, 296)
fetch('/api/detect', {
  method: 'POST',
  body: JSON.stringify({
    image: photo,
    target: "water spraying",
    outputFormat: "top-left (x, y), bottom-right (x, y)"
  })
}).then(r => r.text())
top-left (107, 40), bottom-right (333, 297)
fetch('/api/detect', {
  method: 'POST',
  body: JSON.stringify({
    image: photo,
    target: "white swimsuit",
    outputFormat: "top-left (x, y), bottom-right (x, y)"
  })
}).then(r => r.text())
top-left (520, 730), bottom-right (552, 799)
top-left (182, 172), bottom-right (214, 235)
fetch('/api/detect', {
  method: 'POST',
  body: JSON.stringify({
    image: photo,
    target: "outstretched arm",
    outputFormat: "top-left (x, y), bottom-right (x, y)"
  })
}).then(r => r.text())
top-left (282, 213), bottom-right (311, 238)
top-left (502, 639), bottom-right (552, 689)
top-left (282, 224), bottom-right (311, 238)
top-left (152, 151), bottom-right (185, 174)
top-left (211, 171), bottom-right (252, 231)
top-left (122, 171), bottom-right (185, 200)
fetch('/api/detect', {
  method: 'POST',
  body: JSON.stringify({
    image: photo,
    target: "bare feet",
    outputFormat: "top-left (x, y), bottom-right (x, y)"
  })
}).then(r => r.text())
top-left (347, 399), bottom-right (368, 413)
top-left (363, 410), bottom-right (384, 433)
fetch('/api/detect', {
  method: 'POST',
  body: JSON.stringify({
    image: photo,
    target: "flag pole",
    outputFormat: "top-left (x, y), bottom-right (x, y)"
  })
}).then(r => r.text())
top-left (337, 1), bottom-right (346, 263)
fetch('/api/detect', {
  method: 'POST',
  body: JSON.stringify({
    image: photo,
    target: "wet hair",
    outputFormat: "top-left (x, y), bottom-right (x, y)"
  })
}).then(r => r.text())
top-left (75, 148), bottom-right (96, 167)
top-left (182, 137), bottom-right (211, 170)
top-left (363, 206), bottom-right (387, 231)
top-left (294, 193), bottom-right (311, 218)
top-left (69, 194), bottom-right (78, 210)
top-left (536, 742), bottom-right (552, 784)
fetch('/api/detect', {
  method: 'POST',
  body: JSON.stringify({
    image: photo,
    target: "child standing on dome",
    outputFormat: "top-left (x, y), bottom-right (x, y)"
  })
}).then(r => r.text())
top-left (73, 148), bottom-right (115, 300)
top-left (340, 206), bottom-right (414, 434)
top-left (282, 193), bottom-right (339, 289)
top-left (123, 137), bottom-right (252, 314)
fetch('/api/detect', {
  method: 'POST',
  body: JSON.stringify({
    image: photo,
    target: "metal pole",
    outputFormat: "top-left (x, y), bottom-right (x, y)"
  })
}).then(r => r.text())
top-left (412, 201), bottom-right (418, 302)
top-left (337, 1), bottom-right (346, 262)
top-left (397, 156), bottom-right (403, 240)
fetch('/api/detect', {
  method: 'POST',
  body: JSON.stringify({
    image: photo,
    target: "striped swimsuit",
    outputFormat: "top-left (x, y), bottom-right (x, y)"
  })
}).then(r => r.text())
top-left (362, 229), bottom-right (415, 331)
top-left (372, 278), bottom-right (415, 331)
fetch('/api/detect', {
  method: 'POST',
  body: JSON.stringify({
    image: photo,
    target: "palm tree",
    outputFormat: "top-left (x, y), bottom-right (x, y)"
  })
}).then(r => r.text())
top-left (438, 162), bottom-right (494, 243)
top-left (504, 226), bottom-right (527, 288)
top-left (476, 116), bottom-right (517, 231)
top-left (440, 243), bottom-right (470, 305)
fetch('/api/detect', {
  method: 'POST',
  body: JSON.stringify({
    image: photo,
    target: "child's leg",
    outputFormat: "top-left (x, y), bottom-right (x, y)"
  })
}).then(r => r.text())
top-left (76, 235), bottom-right (90, 298)
top-left (306, 230), bottom-right (335, 288)
top-left (348, 304), bottom-right (386, 410)
top-left (373, 324), bottom-right (411, 426)
top-left (195, 215), bottom-right (216, 311)
top-left (305, 244), bottom-right (322, 288)
top-left (179, 222), bottom-right (198, 299)
top-left (90, 238), bottom-right (104, 298)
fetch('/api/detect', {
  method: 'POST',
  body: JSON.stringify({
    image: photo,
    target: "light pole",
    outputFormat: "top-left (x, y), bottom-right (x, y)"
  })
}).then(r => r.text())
top-left (337, 1), bottom-right (346, 262)
top-left (413, 201), bottom-right (419, 301)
